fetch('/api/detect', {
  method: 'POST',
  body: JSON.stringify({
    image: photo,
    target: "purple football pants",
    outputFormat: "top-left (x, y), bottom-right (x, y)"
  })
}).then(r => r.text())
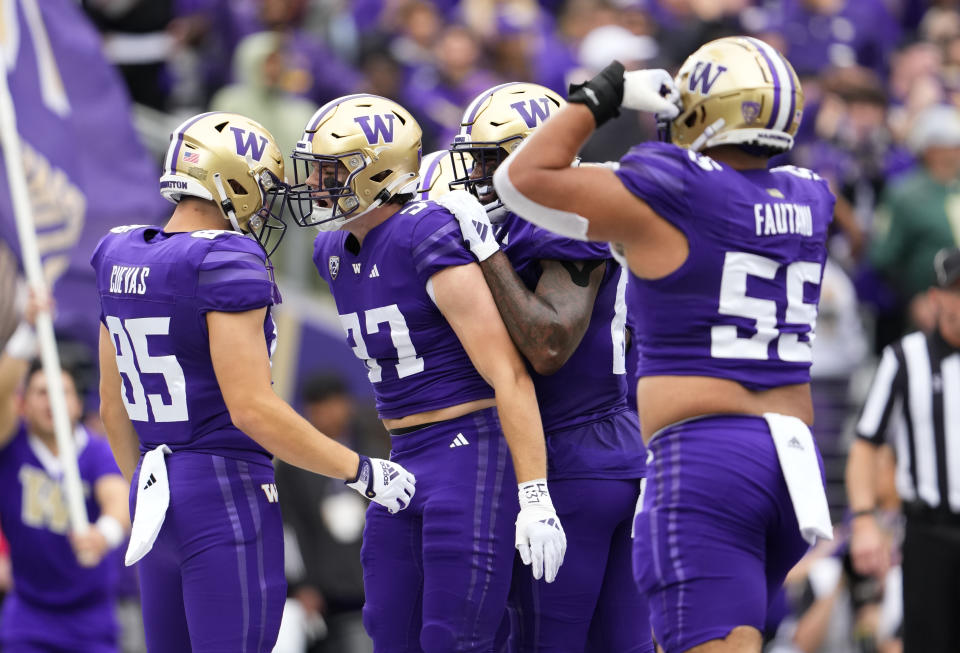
top-left (361, 407), bottom-right (517, 653)
top-left (502, 477), bottom-right (653, 653)
top-left (132, 451), bottom-right (285, 652)
top-left (632, 415), bottom-right (817, 652)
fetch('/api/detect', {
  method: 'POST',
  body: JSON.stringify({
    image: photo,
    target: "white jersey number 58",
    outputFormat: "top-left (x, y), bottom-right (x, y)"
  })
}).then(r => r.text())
top-left (711, 251), bottom-right (822, 362)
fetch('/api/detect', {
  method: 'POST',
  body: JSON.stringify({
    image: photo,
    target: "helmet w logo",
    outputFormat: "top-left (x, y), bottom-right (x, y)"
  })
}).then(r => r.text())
top-left (688, 62), bottom-right (728, 95)
top-left (231, 127), bottom-right (269, 161)
top-left (510, 98), bottom-right (553, 128)
top-left (354, 114), bottom-right (396, 144)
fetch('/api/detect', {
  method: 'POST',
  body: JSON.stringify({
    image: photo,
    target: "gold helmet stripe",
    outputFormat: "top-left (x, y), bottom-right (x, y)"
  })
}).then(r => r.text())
top-left (746, 37), bottom-right (794, 132)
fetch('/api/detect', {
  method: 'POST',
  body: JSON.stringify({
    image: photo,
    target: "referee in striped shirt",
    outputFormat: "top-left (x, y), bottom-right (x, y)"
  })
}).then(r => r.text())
top-left (847, 246), bottom-right (960, 653)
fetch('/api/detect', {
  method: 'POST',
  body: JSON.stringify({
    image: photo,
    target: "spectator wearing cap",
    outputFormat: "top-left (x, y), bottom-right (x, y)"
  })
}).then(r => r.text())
top-left (869, 104), bottom-right (960, 333)
top-left (846, 246), bottom-right (960, 653)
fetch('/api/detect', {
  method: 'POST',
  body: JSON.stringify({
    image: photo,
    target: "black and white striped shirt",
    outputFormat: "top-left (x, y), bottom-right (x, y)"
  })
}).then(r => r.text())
top-left (856, 330), bottom-right (960, 514)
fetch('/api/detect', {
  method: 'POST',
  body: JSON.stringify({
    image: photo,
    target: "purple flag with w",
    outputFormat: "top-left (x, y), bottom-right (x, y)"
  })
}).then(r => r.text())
top-left (0, 0), bottom-right (167, 352)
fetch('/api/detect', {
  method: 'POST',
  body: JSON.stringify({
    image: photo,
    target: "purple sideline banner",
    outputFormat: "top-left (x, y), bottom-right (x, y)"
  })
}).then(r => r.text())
top-left (0, 0), bottom-right (373, 411)
top-left (0, 0), bottom-right (167, 351)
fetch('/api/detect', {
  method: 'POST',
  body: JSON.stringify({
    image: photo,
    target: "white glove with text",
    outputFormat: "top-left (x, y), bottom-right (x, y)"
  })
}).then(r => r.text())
top-left (437, 189), bottom-right (499, 262)
top-left (346, 455), bottom-right (416, 514)
top-left (515, 479), bottom-right (566, 583)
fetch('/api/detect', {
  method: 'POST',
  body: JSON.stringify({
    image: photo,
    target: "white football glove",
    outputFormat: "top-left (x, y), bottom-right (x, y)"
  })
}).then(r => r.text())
top-left (622, 69), bottom-right (681, 119)
top-left (346, 455), bottom-right (416, 514)
top-left (437, 189), bottom-right (499, 262)
top-left (515, 479), bottom-right (566, 583)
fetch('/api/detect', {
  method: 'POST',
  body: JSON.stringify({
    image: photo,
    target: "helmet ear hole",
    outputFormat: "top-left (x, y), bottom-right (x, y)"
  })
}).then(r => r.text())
top-left (228, 179), bottom-right (249, 195)
top-left (369, 169), bottom-right (392, 183)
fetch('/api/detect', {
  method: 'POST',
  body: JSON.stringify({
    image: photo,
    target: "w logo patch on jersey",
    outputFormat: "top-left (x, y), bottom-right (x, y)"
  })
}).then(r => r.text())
top-left (354, 114), bottom-right (396, 144)
top-left (510, 98), bottom-right (553, 128)
top-left (261, 483), bottom-right (279, 503)
top-left (231, 126), bottom-right (269, 161)
top-left (688, 62), bottom-right (728, 95)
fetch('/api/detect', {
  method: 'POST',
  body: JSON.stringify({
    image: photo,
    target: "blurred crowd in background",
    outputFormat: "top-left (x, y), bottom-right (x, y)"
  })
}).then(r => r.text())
top-left (2, 0), bottom-right (960, 651)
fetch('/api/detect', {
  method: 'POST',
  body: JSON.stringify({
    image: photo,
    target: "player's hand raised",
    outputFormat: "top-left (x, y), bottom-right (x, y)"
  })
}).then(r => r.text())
top-left (437, 190), bottom-right (499, 262)
top-left (568, 61), bottom-right (680, 127)
top-left (346, 455), bottom-right (416, 514)
top-left (515, 479), bottom-right (566, 583)
top-left (622, 69), bottom-right (680, 119)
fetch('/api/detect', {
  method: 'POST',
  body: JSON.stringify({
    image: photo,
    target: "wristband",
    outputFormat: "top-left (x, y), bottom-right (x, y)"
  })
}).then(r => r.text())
top-left (4, 322), bottom-right (38, 360)
top-left (518, 479), bottom-right (554, 510)
top-left (95, 515), bottom-right (125, 549)
top-left (567, 60), bottom-right (625, 128)
top-left (850, 508), bottom-right (875, 520)
top-left (346, 454), bottom-right (376, 498)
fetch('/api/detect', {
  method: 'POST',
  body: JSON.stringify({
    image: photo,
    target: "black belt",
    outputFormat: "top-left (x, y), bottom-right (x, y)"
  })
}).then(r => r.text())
top-left (388, 420), bottom-right (444, 436)
top-left (903, 502), bottom-right (960, 528)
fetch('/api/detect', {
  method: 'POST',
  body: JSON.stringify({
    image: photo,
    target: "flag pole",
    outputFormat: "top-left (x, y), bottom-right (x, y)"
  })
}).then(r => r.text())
top-left (0, 51), bottom-right (90, 535)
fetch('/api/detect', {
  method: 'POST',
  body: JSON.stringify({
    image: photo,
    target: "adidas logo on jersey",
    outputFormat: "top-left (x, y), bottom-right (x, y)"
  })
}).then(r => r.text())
top-left (787, 436), bottom-right (804, 451)
top-left (449, 433), bottom-right (470, 448)
top-left (369, 264), bottom-right (380, 278)
top-left (142, 473), bottom-right (157, 490)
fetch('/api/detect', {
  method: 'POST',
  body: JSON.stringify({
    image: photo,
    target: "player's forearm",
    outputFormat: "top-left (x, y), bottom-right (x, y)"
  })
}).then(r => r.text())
top-left (846, 439), bottom-right (880, 513)
top-left (99, 400), bottom-right (140, 483)
top-left (493, 371), bottom-right (547, 483)
top-left (509, 104), bottom-right (595, 177)
top-left (232, 393), bottom-right (360, 481)
top-left (480, 252), bottom-right (571, 375)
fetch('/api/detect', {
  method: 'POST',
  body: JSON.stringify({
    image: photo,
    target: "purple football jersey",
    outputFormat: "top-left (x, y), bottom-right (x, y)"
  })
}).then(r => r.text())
top-left (496, 212), bottom-right (644, 478)
top-left (0, 424), bottom-right (120, 611)
top-left (91, 226), bottom-right (279, 462)
top-left (498, 213), bottom-right (630, 431)
top-left (312, 201), bottom-right (493, 419)
top-left (615, 142), bottom-right (836, 389)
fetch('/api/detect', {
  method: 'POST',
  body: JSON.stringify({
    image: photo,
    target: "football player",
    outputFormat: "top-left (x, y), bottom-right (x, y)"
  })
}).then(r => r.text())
top-left (433, 82), bottom-right (650, 652)
top-left (0, 300), bottom-right (129, 652)
top-left (288, 94), bottom-right (566, 653)
top-left (490, 38), bottom-right (836, 653)
top-left (92, 112), bottom-right (416, 651)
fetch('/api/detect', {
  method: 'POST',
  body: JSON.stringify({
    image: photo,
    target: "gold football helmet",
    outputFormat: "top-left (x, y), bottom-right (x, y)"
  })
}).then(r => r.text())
top-left (159, 112), bottom-right (288, 256)
top-left (290, 94), bottom-right (422, 231)
top-left (450, 82), bottom-right (565, 219)
top-left (416, 150), bottom-right (459, 200)
top-left (666, 36), bottom-right (803, 153)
